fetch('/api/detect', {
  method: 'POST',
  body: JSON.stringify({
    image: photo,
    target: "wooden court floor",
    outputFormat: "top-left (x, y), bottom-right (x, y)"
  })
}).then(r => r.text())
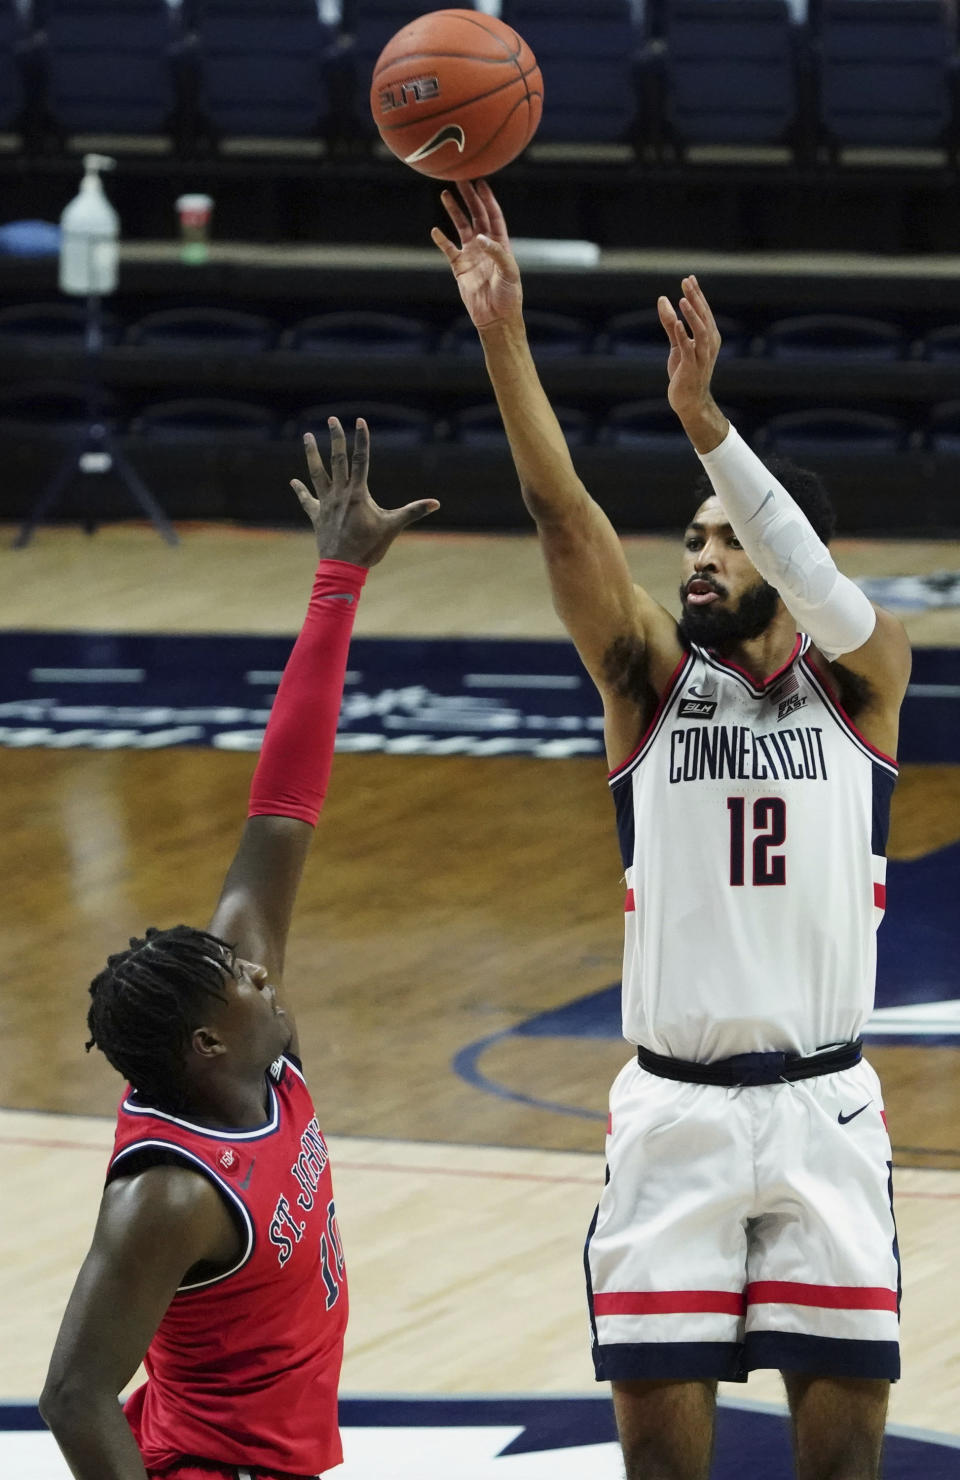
top-left (1, 523), bottom-right (958, 1443)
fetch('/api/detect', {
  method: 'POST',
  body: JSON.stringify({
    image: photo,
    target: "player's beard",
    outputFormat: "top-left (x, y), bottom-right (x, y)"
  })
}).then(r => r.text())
top-left (678, 577), bottom-right (780, 651)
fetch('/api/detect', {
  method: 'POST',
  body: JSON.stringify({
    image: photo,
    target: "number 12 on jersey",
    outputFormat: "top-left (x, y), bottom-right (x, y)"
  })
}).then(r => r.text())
top-left (727, 796), bottom-right (787, 886)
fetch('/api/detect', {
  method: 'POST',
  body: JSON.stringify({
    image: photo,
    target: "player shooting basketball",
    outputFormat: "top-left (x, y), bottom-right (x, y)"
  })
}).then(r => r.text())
top-left (434, 180), bottom-right (912, 1480)
top-left (39, 421), bottom-right (437, 1480)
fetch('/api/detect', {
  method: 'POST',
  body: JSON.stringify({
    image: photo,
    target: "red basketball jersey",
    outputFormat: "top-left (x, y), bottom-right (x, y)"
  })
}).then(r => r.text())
top-left (108, 1054), bottom-right (347, 1476)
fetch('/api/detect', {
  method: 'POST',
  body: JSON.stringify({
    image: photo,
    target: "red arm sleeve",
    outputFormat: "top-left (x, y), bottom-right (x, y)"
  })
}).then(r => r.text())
top-left (247, 558), bottom-right (367, 826)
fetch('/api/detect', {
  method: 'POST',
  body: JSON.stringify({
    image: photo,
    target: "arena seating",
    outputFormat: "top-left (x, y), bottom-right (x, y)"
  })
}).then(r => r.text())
top-left (818, 0), bottom-right (956, 155)
top-left (658, 0), bottom-right (799, 154)
top-left (42, 0), bottom-right (179, 140)
top-left (194, 0), bottom-right (333, 144)
top-left (502, 0), bottom-right (637, 144)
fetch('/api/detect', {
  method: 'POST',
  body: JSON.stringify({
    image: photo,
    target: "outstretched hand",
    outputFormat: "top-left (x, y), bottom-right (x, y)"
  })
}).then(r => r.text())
top-left (431, 179), bottom-right (522, 329)
top-left (291, 419), bottom-right (439, 567)
top-left (657, 275), bottom-right (723, 418)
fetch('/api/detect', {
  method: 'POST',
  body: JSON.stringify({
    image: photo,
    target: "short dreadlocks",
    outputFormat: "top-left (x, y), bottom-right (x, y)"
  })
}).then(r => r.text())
top-left (86, 925), bottom-right (235, 1111)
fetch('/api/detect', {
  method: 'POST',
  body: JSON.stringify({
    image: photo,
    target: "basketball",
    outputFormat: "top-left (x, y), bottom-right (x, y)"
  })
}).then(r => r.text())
top-left (370, 9), bottom-right (543, 181)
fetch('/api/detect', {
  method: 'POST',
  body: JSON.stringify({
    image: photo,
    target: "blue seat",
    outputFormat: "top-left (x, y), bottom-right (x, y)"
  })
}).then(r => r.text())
top-left (130, 398), bottom-right (279, 443)
top-left (595, 307), bottom-right (749, 359)
top-left (923, 401), bottom-right (960, 453)
top-left (283, 311), bottom-right (433, 356)
top-left (662, 0), bottom-right (798, 149)
top-left (295, 401), bottom-right (434, 447)
top-left (0, 379), bottom-right (117, 438)
top-left (126, 308), bottom-right (276, 353)
top-left (917, 324), bottom-right (960, 362)
top-left (760, 314), bottom-right (905, 362)
top-left (504, 0), bottom-right (637, 143)
top-left (0, 301), bottom-right (118, 348)
top-left (600, 400), bottom-right (693, 451)
top-left (818, 0), bottom-right (955, 151)
top-left (43, 0), bottom-right (178, 136)
top-left (442, 310), bottom-right (591, 361)
top-left (757, 409), bottom-right (907, 457)
top-left (450, 402), bottom-right (592, 448)
top-left (0, 0), bottom-right (24, 132)
top-left (196, 0), bottom-right (332, 140)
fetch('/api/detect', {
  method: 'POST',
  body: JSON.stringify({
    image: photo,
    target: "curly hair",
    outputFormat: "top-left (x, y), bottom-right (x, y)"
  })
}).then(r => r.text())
top-left (86, 925), bottom-right (235, 1111)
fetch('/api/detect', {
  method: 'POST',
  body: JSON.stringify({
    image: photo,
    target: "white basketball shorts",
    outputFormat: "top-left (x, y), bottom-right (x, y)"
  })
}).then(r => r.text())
top-left (584, 1054), bottom-right (900, 1382)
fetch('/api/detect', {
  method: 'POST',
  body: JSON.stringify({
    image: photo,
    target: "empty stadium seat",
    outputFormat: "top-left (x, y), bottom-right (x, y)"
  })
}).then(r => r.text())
top-left (125, 308), bottom-right (277, 353)
top-left (130, 397), bottom-right (279, 442)
top-left (43, 0), bottom-right (179, 137)
top-left (916, 324), bottom-right (960, 362)
top-left (757, 408), bottom-right (907, 456)
top-left (504, 0), bottom-right (637, 144)
top-left (661, 0), bottom-right (798, 151)
top-left (599, 399), bottom-right (693, 451)
top-left (595, 307), bottom-right (748, 359)
top-left (450, 402), bottom-right (592, 447)
top-left (760, 314), bottom-right (905, 361)
top-left (0, 0), bottom-right (24, 132)
top-left (923, 401), bottom-right (960, 452)
top-left (0, 301), bottom-right (119, 348)
top-left (282, 311), bottom-right (433, 356)
top-left (441, 310), bottom-right (591, 360)
top-left (294, 401), bottom-right (434, 446)
top-left (195, 0), bottom-right (332, 141)
top-left (0, 379), bottom-right (116, 438)
top-left (818, 0), bottom-right (955, 152)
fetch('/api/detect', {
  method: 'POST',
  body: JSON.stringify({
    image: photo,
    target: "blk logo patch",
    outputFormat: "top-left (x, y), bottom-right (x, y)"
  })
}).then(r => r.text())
top-left (679, 698), bottom-right (717, 719)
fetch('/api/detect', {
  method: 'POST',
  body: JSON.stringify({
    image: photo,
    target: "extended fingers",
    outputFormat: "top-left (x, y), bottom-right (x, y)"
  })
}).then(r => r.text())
top-left (430, 225), bottom-right (459, 264)
top-left (290, 477), bottom-right (316, 514)
top-left (349, 418), bottom-right (370, 486)
top-left (679, 275), bottom-right (720, 348)
top-left (476, 179), bottom-right (508, 242)
top-left (303, 430), bottom-right (330, 491)
top-left (440, 187), bottom-right (474, 243)
top-left (458, 179), bottom-right (492, 236)
top-left (392, 497), bottom-right (440, 530)
top-left (327, 416), bottom-right (349, 480)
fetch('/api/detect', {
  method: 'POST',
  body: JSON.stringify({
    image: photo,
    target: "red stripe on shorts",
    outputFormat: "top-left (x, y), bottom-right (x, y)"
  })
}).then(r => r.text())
top-left (594, 1290), bottom-right (746, 1316)
top-left (624, 888), bottom-right (635, 912)
top-left (874, 882), bottom-right (886, 909)
top-left (747, 1281), bottom-right (898, 1311)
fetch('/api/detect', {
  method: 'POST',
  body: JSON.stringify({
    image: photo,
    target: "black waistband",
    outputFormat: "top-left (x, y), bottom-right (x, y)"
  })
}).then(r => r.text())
top-left (636, 1038), bottom-right (863, 1087)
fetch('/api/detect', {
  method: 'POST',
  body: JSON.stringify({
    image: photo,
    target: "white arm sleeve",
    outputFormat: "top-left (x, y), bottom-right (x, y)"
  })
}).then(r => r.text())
top-left (697, 423), bottom-right (876, 661)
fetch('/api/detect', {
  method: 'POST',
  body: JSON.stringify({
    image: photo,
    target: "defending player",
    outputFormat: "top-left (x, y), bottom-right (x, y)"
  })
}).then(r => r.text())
top-left (40, 420), bottom-right (437, 1480)
top-left (433, 182), bottom-right (911, 1480)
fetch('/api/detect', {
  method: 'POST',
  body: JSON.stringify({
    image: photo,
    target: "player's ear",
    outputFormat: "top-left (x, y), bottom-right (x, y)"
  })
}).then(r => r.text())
top-left (191, 1026), bottom-right (227, 1060)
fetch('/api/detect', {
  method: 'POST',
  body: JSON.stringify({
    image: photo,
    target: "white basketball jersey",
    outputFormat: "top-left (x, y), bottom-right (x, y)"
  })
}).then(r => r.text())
top-left (609, 635), bottom-right (897, 1061)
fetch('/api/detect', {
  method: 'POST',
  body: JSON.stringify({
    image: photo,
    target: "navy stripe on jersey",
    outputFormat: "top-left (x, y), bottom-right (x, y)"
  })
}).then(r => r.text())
top-left (613, 775), bottom-right (635, 870)
top-left (121, 1082), bottom-right (281, 1140)
top-left (800, 657), bottom-right (898, 780)
top-left (608, 652), bottom-right (695, 788)
top-left (872, 764), bottom-right (896, 857)
top-left (108, 1138), bottom-right (256, 1291)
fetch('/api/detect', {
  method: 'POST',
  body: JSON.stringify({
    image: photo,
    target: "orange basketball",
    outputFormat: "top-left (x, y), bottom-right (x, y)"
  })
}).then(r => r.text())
top-left (370, 9), bottom-right (543, 181)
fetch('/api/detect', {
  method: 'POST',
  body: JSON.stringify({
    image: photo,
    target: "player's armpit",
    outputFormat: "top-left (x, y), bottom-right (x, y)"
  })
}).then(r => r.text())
top-left (41, 1167), bottom-right (237, 1479)
top-left (822, 605), bottom-right (912, 758)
